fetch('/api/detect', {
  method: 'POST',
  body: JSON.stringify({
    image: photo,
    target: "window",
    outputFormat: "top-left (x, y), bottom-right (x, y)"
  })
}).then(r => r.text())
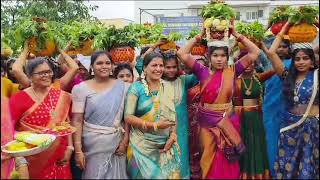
top-left (251, 12), bottom-right (257, 19)
top-left (258, 10), bottom-right (264, 18)
top-left (235, 11), bottom-right (240, 20)
top-left (246, 12), bottom-right (250, 20)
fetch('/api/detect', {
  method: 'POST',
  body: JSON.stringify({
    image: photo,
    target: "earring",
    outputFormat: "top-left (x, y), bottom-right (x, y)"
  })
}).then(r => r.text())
top-left (311, 65), bottom-right (314, 69)
top-left (91, 69), bottom-right (94, 75)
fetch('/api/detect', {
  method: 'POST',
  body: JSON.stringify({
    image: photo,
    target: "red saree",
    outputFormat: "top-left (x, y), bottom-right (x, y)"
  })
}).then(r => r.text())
top-left (9, 87), bottom-right (72, 179)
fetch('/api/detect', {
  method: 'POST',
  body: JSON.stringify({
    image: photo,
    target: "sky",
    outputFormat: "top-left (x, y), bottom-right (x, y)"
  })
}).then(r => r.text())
top-left (86, 1), bottom-right (135, 21)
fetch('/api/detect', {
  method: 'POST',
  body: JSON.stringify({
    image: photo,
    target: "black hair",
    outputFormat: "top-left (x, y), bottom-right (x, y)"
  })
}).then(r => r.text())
top-left (143, 51), bottom-right (163, 67)
top-left (25, 57), bottom-right (54, 82)
top-left (282, 48), bottom-right (318, 109)
top-left (113, 63), bottom-right (133, 78)
top-left (208, 46), bottom-right (229, 61)
top-left (46, 57), bottom-right (61, 80)
top-left (162, 50), bottom-right (179, 66)
top-left (88, 51), bottom-right (112, 78)
top-left (5, 58), bottom-right (18, 82)
top-left (140, 46), bottom-right (151, 56)
top-left (280, 39), bottom-right (292, 59)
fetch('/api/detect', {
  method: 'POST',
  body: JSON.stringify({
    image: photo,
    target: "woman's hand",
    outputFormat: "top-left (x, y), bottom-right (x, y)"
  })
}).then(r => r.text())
top-left (229, 19), bottom-right (236, 36)
top-left (156, 119), bottom-right (175, 129)
top-left (115, 141), bottom-right (128, 156)
top-left (57, 148), bottom-right (72, 166)
top-left (279, 21), bottom-right (291, 35)
top-left (159, 134), bottom-right (176, 153)
top-left (75, 151), bottom-right (86, 170)
top-left (1, 151), bottom-right (12, 162)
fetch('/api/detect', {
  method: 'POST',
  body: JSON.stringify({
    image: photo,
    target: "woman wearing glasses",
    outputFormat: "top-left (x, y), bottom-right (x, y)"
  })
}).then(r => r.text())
top-left (9, 57), bottom-right (74, 179)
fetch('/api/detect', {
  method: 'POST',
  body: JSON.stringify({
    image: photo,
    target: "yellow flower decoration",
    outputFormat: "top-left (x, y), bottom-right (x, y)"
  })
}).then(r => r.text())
top-left (279, 148), bottom-right (285, 157)
top-left (288, 137), bottom-right (296, 146)
top-left (303, 133), bottom-right (310, 142)
top-left (285, 163), bottom-right (292, 172)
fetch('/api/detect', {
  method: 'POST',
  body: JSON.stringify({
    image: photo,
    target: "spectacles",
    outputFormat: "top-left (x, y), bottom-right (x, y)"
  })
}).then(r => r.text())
top-left (32, 70), bottom-right (53, 77)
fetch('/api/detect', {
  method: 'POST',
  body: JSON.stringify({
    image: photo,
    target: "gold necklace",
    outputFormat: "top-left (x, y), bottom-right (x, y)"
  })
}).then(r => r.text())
top-left (294, 80), bottom-right (304, 103)
top-left (31, 87), bottom-right (57, 120)
top-left (241, 76), bottom-right (254, 96)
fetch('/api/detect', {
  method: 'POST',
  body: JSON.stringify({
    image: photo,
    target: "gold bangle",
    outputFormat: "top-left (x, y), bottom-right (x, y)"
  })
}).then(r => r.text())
top-left (153, 122), bottom-right (158, 131)
top-left (276, 34), bottom-right (283, 39)
top-left (142, 121), bottom-right (147, 130)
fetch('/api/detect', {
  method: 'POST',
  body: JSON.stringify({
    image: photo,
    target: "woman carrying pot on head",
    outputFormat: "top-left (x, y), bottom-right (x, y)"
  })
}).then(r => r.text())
top-left (11, 41), bottom-right (79, 91)
top-left (71, 51), bottom-right (129, 179)
top-left (233, 57), bottom-right (275, 179)
top-left (125, 52), bottom-right (180, 179)
top-left (161, 51), bottom-right (198, 179)
top-left (264, 22), bottom-right (319, 179)
top-left (177, 22), bottom-right (260, 179)
top-left (9, 57), bottom-right (74, 179)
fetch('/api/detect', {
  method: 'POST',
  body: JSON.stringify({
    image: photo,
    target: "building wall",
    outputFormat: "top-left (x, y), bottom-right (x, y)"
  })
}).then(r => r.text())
top-left (99, 18), bottom-right (134, 28)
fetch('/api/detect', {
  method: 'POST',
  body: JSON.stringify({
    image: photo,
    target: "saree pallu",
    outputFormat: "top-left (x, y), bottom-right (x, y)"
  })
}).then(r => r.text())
top-left (196, 66), bottom-right (243, 179)
top-left (1, 97), bottom-right (14, 179)
top-left (13, 88), bottom-right (72, 179)
top-left (81, 80), bottom-right (128, 179)
top-left (274, 112), bottom-right (319, 179)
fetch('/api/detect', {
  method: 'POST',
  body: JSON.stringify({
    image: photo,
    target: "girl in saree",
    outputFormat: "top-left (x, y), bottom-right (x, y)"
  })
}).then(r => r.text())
top-left (161, 52), bottom-right (198, 178)
top-left (71, 51), bottom-right (129, 179)
top-left (233, 60), bottom-right (275, 179)
top-left (125, 52), bottom-right (181, 179)
top-left (177, 24), bottom-right (260, 179)
top-left (264, 22), bottom-right (319, 179)
top-left (9, 57), bottom-right (74, 179)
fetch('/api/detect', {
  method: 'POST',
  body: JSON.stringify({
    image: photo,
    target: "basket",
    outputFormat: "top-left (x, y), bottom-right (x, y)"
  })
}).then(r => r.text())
top-left (28, 36), bottom-right (56, 57)
top-left (67, 39), bottom-right (94, 56)
top-left (159, 41), bottom-right (177, 52)
top-left (288, 23), bottom-right (318, 43)
top-left (2, 134), bottom-right (56, 157)
top-left (191, 44), bottom-right (207, 55)
top-left (110, 46), bottom-right (135, 64)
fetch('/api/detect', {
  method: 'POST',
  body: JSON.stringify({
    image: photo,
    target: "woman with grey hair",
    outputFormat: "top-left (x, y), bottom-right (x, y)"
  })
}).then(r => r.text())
top-left (9, 57), bottom-right (74, 179)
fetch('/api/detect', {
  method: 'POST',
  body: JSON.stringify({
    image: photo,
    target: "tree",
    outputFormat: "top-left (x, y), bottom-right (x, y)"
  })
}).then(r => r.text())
top-left (1, 0), bottom-right (98, 30)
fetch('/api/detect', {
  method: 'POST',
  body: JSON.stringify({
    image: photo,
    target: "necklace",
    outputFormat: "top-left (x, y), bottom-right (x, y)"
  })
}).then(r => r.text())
top-left (294, 80), bottom-right (304, 103)
top-left (31, 87), bottom-right (56, 120)
top-left (241, 76), bottom-right (254, 96)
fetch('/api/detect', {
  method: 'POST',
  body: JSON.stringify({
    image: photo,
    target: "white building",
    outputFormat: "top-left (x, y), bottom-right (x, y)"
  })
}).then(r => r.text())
top-left (134, 0), bottom-right (319, 26)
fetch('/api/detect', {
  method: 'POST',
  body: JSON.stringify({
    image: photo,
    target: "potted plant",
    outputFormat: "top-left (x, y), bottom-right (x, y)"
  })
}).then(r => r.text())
top-left (63, 20), bottom-right (103, 56)
top-left (187, 28), bottom-right (207, 55)
top-left (12, 17), bottom-right (64, 57)
top-left (158, 32), bottom-right (184, 52)
top-left (1, 32), bottom-right (13, 58)
top-left (94, 24), bottom-right (140, 64)
top-left (235, 21), bottom-right (266, 50)
top-left (200, 0), bottom-right (235, 42)
top-left (268, 5), bottom-right (294, 35)
top-left (287, 5), bottom-right (319, 43)
top-left (134, 23), bottom-right (164, 45)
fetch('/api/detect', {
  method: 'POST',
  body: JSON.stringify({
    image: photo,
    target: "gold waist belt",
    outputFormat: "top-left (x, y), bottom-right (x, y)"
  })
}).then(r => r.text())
top-left (243, 99), bottom-right (259, 106)
top-left (203, 102), bottom-right (233, 112)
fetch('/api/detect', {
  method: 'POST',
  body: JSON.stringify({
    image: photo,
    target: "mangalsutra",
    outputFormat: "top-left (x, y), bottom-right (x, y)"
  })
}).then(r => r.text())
top-left (294, 80), bottom-right (304, 103)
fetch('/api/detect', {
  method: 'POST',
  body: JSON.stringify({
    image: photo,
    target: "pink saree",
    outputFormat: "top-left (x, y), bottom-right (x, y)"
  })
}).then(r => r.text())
top-left (192, 61), bottom-right (244, 179)
top-left (1, 97), bottom-right (14, 179)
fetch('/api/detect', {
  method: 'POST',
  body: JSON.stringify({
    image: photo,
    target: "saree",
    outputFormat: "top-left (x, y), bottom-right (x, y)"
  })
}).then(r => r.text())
top-left (187, 83), bottom-right (202, 179)
top-left (274, 70), bottom-right (319, 179)
top-left (72, 80), bottom-right (129, 179)
top-left (192, 60), bottom-right (249, 179)
top-left (1, 97), bottom-right (14, 179)
top-left (165, 75), bottom-right (198, 179)
top-left (9, 86), bottom-right (72, 179)
top-left (262, 59), bottom-right (291, 177)
top-left (233, 71), bottom-right (275, 179)
top-left (125, 81), bottom-right (180, 179)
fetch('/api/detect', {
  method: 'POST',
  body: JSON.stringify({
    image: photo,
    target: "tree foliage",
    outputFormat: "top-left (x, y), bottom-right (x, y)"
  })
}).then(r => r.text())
top-left (1, 0), bottom-right (98, 30)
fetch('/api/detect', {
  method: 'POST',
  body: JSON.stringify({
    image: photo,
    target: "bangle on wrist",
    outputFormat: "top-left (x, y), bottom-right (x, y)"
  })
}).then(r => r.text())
top-left (67, 146), bottom-right (74, 151)
top-left (276, 34), bottom-right (283, 39)
top-left (142, 121), bottom-right (147, 130)
top-left (74, 141), bottom-right (81, 144)
top-left (75, 151), bottom-right (82, 154)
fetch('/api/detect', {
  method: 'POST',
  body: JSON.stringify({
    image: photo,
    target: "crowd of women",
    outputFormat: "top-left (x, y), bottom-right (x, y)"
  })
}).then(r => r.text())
top-left (1, 20), bottom-right (319, 179)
